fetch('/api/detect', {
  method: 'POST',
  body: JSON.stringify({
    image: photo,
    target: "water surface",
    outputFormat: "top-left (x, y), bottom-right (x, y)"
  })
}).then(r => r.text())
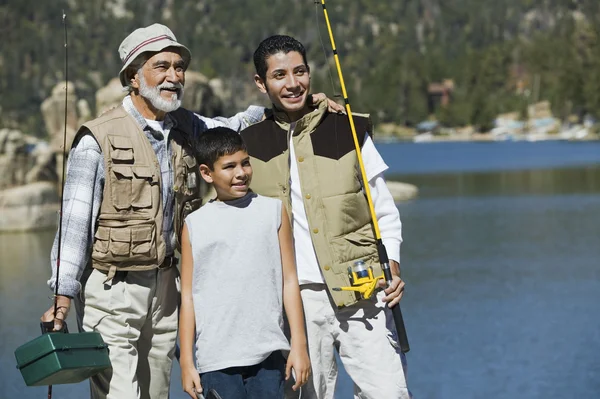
top-left (2, 141), bottom-right (600, 399)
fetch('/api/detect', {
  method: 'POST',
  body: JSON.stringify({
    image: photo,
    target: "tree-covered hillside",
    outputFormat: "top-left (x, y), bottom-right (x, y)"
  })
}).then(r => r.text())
top-left (2, 0), bottom-right (600, 136)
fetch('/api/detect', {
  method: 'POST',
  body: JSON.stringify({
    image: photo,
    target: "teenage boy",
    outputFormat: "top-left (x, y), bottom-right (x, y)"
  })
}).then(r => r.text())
top-left (241, 35), bottom-right (411, 399)
top-left (179, 127), bottom-right (311, 398)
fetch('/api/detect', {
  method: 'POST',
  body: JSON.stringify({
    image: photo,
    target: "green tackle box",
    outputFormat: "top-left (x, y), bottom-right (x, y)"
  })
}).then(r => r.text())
top-left (15, 332), bottom-right (111, 386)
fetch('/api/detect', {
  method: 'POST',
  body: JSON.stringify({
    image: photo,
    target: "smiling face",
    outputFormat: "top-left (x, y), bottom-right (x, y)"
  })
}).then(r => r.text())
top-left (254, 51), bottom-right (311, 122)
top-left (130, 48), bottom-right (186, 120)
top-left (199, 150), bottom-right (253, 201)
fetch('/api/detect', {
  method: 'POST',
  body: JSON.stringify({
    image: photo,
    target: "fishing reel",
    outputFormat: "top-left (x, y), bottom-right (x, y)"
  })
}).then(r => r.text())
top-left (332, 260), bottom-right (384, 300)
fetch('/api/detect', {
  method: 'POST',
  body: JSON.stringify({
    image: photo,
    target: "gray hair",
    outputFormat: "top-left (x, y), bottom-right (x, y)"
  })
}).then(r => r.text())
top-left (123, 54), bottom-right (150, 93)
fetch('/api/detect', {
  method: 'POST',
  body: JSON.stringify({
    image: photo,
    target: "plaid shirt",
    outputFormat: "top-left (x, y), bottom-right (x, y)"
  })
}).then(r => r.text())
top-left (48, 96), bottom-right (264, 297)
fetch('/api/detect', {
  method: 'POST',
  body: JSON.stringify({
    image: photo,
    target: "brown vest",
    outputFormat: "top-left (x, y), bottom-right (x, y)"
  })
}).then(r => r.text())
top-left (83, 106), bottom-right (165, 275)
top-left (80, 106), bottom-right (204, 276)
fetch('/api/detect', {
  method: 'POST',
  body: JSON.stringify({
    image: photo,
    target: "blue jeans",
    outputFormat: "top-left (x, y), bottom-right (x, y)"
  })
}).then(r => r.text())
top-left (200, 351), bottom-right (286, 399)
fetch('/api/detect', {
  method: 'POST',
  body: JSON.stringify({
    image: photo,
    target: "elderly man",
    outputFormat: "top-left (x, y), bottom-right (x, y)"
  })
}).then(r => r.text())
top-left (41, 24), bottom-right (340, 399)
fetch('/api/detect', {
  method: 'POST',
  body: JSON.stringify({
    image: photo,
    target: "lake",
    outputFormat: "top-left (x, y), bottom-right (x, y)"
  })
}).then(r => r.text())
top-left (2, 141), bottom-right (600, 399)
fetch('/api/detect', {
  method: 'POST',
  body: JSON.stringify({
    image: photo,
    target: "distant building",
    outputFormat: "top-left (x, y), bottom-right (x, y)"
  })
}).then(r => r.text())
top-left (427, 79), bottom-right (454, 113)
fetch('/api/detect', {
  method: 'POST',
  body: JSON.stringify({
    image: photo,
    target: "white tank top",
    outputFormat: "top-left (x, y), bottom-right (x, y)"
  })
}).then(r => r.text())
top-left (185, 192), bottom-right (290, 373)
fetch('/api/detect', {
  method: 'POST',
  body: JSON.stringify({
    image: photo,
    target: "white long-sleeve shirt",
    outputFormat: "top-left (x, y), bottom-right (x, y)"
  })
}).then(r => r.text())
top-left (289, 125), bottom-right (403, 285)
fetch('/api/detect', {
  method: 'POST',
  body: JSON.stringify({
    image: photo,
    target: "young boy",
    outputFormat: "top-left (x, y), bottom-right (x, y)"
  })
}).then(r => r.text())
top-left (179, 127), bottom-right (311, 399)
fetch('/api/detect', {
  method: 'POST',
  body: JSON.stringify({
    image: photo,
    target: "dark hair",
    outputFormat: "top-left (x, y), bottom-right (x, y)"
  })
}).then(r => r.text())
top-left (253, 35), bottom-right (308, 81)
top-left (194, 127), bottom-right (247, 169)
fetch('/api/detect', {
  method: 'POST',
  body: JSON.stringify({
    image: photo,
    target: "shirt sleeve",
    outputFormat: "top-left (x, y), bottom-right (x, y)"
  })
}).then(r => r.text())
top-left (362, 135), bottom-right (403, 264)
top-left (48, 133), bottom-right (104, 297)
top-left (195, 105), bottom-right (266, 132)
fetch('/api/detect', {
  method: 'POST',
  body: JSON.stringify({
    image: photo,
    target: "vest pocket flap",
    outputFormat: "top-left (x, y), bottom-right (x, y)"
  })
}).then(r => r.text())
top-left (132, 166), bottom-right (155, 180)
top-left (108, 135), bottom-right (133, 150)
top-left (183, 154), bottom-right (197, 168)
top-left (93, 226), bottom-right (110, 254)
top-left (131, 224), bottom-right (155, 256)
top-left (109, 136), bottom-right (134, 162)
top-left (110, 228), bottom-right (131, 243)
top-left (113, 166), bottom-right (134, 178)
top-left (131, 225), bottom-right (153, 243)
top-left (107, 227), bottom-right (131, 257)
top-left (95, 227), bottom-right (110, 241)
top-left (112, 149), bottom-right (134, 162)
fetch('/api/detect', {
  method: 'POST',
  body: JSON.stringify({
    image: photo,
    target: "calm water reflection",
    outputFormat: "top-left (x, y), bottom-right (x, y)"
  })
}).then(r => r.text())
top-left (2, 165), bottom-right (600, 399)
top-left (395, 167), bottom-right (600, 399)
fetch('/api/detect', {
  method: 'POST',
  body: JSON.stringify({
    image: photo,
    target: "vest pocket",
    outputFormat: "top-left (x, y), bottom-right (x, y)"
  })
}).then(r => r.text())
top-left (111, 166), bottom-right (133, 210)
top-left (109, 227), bottom-right (131, 257)
top-left (131, 166), bottom-right (155, 209)
top-left (131, 224), bottom-right (156, 259)
top-left (93, 226), bottom-right (110, 254)
top-left (110, 166), bottom-right (156, 210)
top-left (92, 224), bottom-right (157, 263)
top-left (108, 135), bottom-right (134, 163)
top-left (330, 223), bottom-right (377, 264)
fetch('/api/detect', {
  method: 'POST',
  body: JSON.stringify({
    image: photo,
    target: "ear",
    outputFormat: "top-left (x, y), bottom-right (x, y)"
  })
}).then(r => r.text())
top-left (199, 164), bottom-right (213, 184)
top-left (129, 69), bottom-right (140, 90)
top-left (254, 74), bottom-right (267, 94)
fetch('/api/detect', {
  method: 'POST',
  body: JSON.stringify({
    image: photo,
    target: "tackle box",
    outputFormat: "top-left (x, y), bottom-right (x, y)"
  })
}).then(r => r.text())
top-left (15, 331), bottom-right (111, 386)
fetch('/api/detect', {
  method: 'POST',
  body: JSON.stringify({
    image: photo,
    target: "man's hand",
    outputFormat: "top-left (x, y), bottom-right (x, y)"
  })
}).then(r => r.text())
top-left (41, 295), bottom-right (71, 331)
top-left (377, 260), bottom-right (405, 307)
top-left (309, 93), bottom-right (346, 114)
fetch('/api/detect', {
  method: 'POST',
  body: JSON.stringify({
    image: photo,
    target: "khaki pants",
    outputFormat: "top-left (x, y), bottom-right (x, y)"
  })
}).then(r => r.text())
top-left (288, 284), bottom-right (411, 399)
top-left (76, 267), bottom-right (179, 399)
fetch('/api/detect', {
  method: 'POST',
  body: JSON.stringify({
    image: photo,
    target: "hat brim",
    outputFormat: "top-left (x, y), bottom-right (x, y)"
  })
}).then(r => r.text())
top-left (119, 40), bottom-right (191, 87)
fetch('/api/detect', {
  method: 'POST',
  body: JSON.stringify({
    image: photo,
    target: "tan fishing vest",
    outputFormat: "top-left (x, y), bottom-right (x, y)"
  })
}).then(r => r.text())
top-left (242, 101), bottom-right (379, 307)
top-left (80, 106), bottom-right (204, 277)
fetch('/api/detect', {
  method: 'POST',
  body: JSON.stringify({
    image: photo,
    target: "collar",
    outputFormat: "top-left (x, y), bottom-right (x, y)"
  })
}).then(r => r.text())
top-left (271, 100), bottom-right (328, 136)
top-left (122, 95), bottom-right (175, 139)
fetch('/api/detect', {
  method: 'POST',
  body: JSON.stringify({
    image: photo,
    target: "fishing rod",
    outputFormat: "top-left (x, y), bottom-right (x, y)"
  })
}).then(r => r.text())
top-left (54, 10), bottom-right (68, 329)
top-left (44, 10), bottom-right (70, 399)
top-left (316, 0), bottom-right (410, 353)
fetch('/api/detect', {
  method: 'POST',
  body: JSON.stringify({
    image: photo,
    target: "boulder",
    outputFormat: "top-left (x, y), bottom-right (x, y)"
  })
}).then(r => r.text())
top-left (95, 78), bottom-right (125, 116)
top-left (386, 181), bottom-right (418, 202)
top-left (40, 82), bottom-right (79, 153)
top-left (0, 182), bottom-right (59, 232)
top-left (182, 71), bottom-right (223, 117)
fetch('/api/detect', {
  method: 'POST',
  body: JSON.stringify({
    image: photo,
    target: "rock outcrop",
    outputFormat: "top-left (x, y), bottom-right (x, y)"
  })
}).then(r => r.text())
top-left (40, 82), bottom-right (82, 153)
top-left (0, 182), bottom-right (59, 232)
top-left (182, 71), bottom-right (224, 117)
top-left (96, 78), bottom-right (126, 116)
top-left (387, 181), bottom-right (418, 202)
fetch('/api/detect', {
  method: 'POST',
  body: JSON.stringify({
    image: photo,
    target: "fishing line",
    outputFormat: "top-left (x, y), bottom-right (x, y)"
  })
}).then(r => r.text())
top-left (314, 1), bottom-right (340, 99)
top-left (47, 10), bottom-right (69, 399)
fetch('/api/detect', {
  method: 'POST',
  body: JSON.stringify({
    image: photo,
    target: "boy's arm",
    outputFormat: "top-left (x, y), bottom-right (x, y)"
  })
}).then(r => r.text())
top-left (179, 222), bottom-right (203, 398)
top-left (279, 206), bottom-right (311, 391)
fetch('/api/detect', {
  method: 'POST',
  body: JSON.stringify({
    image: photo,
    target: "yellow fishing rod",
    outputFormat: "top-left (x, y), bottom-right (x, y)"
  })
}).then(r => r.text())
top-left (317, 0), bottom-right (410, 353)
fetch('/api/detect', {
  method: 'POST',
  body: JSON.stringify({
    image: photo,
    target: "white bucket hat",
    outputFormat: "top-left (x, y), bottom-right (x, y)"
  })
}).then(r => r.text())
top-left (118, 23), bottom-right (191, 87)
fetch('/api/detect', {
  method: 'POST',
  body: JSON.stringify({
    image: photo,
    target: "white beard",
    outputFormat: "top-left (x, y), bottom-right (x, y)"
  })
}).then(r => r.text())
top-left (138, 73), bottom-right (184, 113)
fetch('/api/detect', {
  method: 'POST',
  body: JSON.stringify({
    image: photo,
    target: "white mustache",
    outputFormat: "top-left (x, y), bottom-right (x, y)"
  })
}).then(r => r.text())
top-left (158, 82), bottom-right (183, 91)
